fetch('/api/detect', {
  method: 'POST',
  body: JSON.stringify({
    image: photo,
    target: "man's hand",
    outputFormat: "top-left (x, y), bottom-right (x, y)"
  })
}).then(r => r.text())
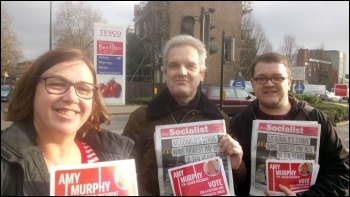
top-left (219, 134), bottom-right (243, 170)
top-left (265, 184), bottom-right (297, 196)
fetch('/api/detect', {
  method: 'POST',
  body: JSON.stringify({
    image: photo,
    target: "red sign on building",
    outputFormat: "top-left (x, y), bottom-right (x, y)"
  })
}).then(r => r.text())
top-left (334, 84), bottom-right (348, 97)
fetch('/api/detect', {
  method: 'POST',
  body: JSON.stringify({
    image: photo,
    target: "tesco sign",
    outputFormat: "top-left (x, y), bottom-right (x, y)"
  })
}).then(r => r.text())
top-left (99, 30), bottom-right (122, 37)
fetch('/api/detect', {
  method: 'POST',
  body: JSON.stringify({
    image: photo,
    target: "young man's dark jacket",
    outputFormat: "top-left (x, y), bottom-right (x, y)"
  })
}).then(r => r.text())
top-left (230, 95), bottom-right (349, 196)
top-left (1, 121), bottom-right (134, 196)
top-left (122, 88), bottom-right (247, 195)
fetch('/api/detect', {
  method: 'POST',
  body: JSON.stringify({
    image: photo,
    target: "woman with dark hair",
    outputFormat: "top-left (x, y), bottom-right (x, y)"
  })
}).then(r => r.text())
top-left (1, 48), bottom-right (134, 195)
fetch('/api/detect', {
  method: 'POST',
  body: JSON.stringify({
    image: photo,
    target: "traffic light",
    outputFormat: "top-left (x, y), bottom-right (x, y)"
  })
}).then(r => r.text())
top-left (180, 15), bottom-right (195, 36)
top-left (203, 14), bottom-right (218, 55)
top-left (225, 37), bottom-right (235, 61)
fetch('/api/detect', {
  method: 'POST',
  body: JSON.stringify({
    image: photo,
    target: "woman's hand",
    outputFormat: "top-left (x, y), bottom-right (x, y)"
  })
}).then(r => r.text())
top-left (219, 134), bottom-right (243, 170)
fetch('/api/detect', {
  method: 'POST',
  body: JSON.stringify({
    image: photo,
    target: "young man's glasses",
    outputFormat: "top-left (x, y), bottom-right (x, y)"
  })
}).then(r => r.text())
top-left (253, 77), bottom-right (288, 84)
top-left (40, 76), bottom-right (98, 99)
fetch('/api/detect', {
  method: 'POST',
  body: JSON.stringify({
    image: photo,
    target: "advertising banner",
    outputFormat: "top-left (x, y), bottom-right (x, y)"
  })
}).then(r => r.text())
top-left (266, 160), bottom-right (318, 195)
top-left (334, 84), bottom-right (348, 97)
top-left (50, 160), bottom-right (138, 196)
top-left (168, 157), bottom-right (230, 196)
top-left (292, 84), bottom-right (326, 95)
top-left (94, 23), bottom-right (126, 105)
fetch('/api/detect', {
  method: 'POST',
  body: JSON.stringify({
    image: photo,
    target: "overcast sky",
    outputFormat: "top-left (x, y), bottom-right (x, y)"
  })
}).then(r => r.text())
top-left (2, 1), bottom-right (349, 74)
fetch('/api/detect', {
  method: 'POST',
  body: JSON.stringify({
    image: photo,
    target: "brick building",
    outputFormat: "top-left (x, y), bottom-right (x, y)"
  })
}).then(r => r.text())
top-left (133, 1), bottom-right (242, 86)
top-left (296, 46), bottom-right (347, 91)
top-left (15, 61), bottom-right (33, 80)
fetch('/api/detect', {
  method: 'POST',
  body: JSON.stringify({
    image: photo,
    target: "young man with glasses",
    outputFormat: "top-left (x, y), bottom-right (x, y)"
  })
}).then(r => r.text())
top-left (230, 52), bottom-right (349, 196)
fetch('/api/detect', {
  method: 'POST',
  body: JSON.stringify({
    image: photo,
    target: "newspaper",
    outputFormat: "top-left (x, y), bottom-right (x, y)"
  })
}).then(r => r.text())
top-left (50, 159), bottom-right (138, 196)
top-left (154, 119), bottom-right (235, 196)
top-left (250, 120), bottom-right (321, 196)
top-left (168, 157), bottom-right (230, 196)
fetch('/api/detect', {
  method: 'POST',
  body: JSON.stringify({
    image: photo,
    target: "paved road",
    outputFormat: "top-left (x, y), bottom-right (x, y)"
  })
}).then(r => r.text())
top-left (101, 114), bottom-right (129, 134)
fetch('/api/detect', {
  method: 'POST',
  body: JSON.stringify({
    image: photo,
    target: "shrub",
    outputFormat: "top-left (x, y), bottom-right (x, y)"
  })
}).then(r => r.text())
top-left (290, 94), bottom-right (349, 122)
top-left (131, 97), bottom-right (152, 105)
top-left (309, 103), bottom-right (349, 123)
top-left (291, 93), bottom-right (321, 104)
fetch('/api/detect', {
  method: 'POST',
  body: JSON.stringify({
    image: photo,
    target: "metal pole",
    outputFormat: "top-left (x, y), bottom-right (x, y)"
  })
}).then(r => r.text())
top-left (200, 7), bottom-right (205, 43)
top-left (219, 31), bottom-right (225, 110)
top-left (198, 7), bottom-right (205, 93)
top-left (50, 1), bottom-right (52, 51)
top-left (153, 52), bottom-right (156, 99)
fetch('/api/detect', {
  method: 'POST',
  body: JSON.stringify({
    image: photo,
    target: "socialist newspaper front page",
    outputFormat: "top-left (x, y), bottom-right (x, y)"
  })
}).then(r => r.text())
top-left (250, 120), bottom-right (321, 196)
top-left (154, 119), bottom-right (235, 196)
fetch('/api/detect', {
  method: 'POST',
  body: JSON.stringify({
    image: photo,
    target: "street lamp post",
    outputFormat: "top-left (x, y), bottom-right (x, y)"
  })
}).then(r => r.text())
top-left (219, 31), bottom-right (225, 110)
top-left (50, 1), bottom-right (52, 51)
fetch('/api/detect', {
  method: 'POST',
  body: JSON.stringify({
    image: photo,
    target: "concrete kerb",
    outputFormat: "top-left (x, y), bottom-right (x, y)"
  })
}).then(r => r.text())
top-left (105, 105), bottom-right (142, 115)
top-left (336, 120), bottom-right (349, 127)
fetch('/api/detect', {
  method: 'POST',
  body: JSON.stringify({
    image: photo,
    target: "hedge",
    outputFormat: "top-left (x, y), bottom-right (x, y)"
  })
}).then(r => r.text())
top-left (130, 94), bottom-right (349, 123)
top-left (292, 93), bottom-right (349, 123)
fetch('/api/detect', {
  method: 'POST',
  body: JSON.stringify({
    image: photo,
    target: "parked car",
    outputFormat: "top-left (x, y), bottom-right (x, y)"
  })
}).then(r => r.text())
top-left (341, 91), bottom-right (349, 103)
top-left (1, 84), bottom-right (13, 102)
top-left (318, 90), bottom-right (329, 101)
top-left (202, 86), bottom-right (256, 116)
top-left (326, 92), bottom-right (343, 102)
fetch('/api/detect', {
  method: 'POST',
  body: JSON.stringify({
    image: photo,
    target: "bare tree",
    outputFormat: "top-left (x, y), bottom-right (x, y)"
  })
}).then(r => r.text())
top-left (133, 1), bottom-right (170, 83)
top-left (239, 2), bottom-right (272, 80)
top-left (1, 3), bottom-right (23, 81)
top-left (126, 32), bottom-right (144, 81)
top-left (53, 1), bottom-right (106, 60)
top-left (278, 34), bottom-right (300, 66)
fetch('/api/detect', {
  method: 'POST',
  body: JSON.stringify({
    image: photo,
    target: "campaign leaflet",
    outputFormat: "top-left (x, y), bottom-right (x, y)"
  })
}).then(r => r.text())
top-left (169, 157), bottom-right (230, 196)
top-left (154, 119), bottom-right (235, 196)
top-left (266, 159), bottom-right (319, 195)
top-left (50, 160), bottom-right (138, 196)
top-left (250, 120), bottom-right (320, 196)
